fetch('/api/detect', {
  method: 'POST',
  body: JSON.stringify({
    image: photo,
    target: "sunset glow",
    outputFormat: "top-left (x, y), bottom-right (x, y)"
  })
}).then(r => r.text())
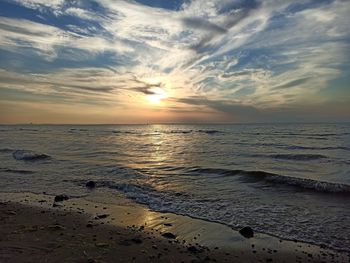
top-left (146, 87), bottom-right (168, 105)
top-left (0, 0), bottom-right (349, 124)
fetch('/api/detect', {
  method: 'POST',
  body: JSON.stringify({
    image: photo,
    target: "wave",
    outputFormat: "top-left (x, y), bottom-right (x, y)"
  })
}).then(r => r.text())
top-left (246, 132), bottom-right (350, 137)
top-left (0, 148), bottom-right (13, 153)
top-left (69, 128), bottom-right (88, 132)
top-left (285, 145), bottom-right (350, 151)
top-left (303, 132), bottom-right (350, 137)
top-left (263, 174), bottom-right (350, 193)
top-left (73, 176), bottom-right (350, 252)
top-left (269, 153), bottom-right (327, 161)
top-left (169, 130), bottom-right (193, 134)
top-left (186, 167), bottom-right (350, 193)
top-left (12, 150), bottom-right (51, 161)
top-left (197, 130), bottom-right (224, 134)
top-left (112, 130), bottom-right (136, 134)
top-left (152, 130), bottom-right (193, 134)
top-left (148, 130), bottom-right (222, 135)
top-left (18, 128), bottom-right (38, 131)
top-left (0, 167), bottom-right (34, 174)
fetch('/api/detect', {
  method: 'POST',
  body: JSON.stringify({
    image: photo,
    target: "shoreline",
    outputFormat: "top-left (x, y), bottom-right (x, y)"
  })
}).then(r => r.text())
top-left (0, 191), bottom-right (348, 262)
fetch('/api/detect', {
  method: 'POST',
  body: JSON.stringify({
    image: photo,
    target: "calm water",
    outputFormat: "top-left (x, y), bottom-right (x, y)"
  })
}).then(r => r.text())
top-left (0, 124), bottom-right (350, 251)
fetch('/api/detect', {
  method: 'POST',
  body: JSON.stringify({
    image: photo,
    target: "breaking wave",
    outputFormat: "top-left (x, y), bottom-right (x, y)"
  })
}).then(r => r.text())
top-left (12, 150), bottom-right (51, 161)
top-left (186, 167), bottom-right (350, 193)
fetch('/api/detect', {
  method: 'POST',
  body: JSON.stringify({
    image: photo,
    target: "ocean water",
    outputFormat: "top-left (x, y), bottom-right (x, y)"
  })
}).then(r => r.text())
top-left (1, 123), bottom-right (350, 251)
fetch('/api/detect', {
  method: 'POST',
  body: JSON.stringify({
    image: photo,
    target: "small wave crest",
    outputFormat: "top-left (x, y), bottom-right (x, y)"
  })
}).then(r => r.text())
top-left (0, 148), bottom-right (13, 153)
top-left (112, 130), bottom-right (137, 134)
top-left (169, 130), bottom-right (193, 134)
top-left (12, 150), bottom-right (51, 161)
top-left (197, 130), bottom-right (224, 135)
top-left (18, 128), bottom-right (38, 132)
top-left (263, 174), bottom-right (350, 193)
top-left (286, 145), bottom-right (350, 151)
top-left (0, 167), bottom-right (34, 174)
top-left (187, 167), bottom-right (350, 193)
top-left (270, 153), bottom-right (327, 161)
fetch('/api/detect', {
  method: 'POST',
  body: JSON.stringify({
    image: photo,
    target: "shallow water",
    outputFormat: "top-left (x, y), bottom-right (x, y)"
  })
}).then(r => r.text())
top-left (0, 123), bottom-right (349, 251)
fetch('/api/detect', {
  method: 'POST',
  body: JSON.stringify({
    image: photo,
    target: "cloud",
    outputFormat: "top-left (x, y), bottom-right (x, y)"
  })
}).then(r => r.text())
top-left (271, 77), bottom-right (311, 90)
top-left (182, 17), bottom-right (227, 34)
top-left (0, 0), bottom-right (350, 122)
top-left (0, 16), bottom-right (133, 61)
top-left (13, 0), bottom-right (64, 10)
top-left (64, 7), bottom-right (98, 21)
top-left (176, 96), bottom-right (259, 117)
top-left (130, 78), bottom-right (164, 95)
top-left (0, 68), bottom-right (123, 100)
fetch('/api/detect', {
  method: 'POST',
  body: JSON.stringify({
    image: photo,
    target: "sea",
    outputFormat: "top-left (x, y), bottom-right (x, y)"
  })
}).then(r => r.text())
top-left (0, 123), bottom-right (349, 252)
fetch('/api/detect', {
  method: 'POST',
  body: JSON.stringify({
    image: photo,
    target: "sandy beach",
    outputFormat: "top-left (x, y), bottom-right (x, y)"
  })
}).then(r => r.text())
top-left (0, 192), bottom-right (348, 263)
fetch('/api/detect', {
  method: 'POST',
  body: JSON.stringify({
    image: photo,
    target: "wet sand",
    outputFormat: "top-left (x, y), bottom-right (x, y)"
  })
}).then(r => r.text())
top-left (0, 192), bottom-right (348, 263)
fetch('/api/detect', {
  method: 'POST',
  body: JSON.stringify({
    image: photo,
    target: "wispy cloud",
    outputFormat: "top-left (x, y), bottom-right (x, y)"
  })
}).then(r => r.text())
top-left (0, 0), bottom-right (349, 122)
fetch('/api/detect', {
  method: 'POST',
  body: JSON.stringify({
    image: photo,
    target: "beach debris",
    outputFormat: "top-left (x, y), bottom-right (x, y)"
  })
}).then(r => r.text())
top-left (86, 181), bottom-right (96, 189)
top-left (52, 203), bottom-right (63, 207)
top-left (95, 214), bottom-right (109, 219)
top-left (5, 210), bottom-right (17, 215)
top-left (24, 225), bottom-right (39, 232)
top-left (95, 242), bottom-right (109, 248)
top-left (161, 232), bottom-right (177, 239)
top-left (239, 226), bottom-right (254, 238)
top-left (48, 224), bottom-right (66, 231)
top-left (54, 194), bottom-right (69, 202)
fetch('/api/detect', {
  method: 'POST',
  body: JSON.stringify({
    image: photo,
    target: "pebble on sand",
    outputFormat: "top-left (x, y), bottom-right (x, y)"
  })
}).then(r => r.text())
top-left (54, 194), bottom-right (69, 202)
top-left (86, 181), bottom-right (96, 189)
top-left (162, 232), bottom-right (177, 239)
top-left (239, 226), bottom-right (254, 238)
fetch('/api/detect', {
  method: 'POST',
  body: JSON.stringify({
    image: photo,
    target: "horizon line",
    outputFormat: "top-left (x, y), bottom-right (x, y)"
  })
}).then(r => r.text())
top-left (1, 121), bottom-right (349, 126)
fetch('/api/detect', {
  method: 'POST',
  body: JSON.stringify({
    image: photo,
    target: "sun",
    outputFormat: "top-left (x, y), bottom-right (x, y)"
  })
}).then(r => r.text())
top-left (146, 87), bottom-right (167, 105)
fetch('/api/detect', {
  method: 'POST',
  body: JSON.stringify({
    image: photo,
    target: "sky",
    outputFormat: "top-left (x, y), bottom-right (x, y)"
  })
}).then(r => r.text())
top-left (0, 0), bottom-right (349, 124)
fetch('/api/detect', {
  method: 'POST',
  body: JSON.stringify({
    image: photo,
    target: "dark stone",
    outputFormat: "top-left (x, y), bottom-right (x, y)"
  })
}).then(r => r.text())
top-left (164, 223), bottom-right (172, 227)
top-left (54, 194), bottom-right (69, 202)
top-left (239, 226), bottom-right (254, 238)
top-left (161, 232), bottom-right (176, 239)
top-left (86, 181), bottom-right (96, 188)
top-left (95, 214), bottom-right (109, 219)
top-left (131, 238), bottom-right (143, 244)
top-left (187, 246), bottom-right (200, 253)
